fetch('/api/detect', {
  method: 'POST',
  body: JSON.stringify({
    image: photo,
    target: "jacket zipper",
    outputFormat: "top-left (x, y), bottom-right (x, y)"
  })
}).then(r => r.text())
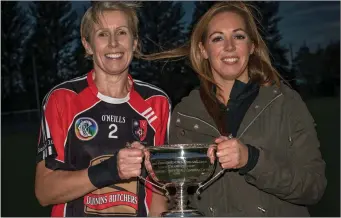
top-left (177, 93), bottom-right (283, 216)
top-left (237, 93), bottom-right (283, 139)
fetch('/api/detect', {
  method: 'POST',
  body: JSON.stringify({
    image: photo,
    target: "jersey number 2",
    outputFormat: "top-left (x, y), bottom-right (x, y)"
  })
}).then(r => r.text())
top-left (108, 124), bottom-right (118, 139)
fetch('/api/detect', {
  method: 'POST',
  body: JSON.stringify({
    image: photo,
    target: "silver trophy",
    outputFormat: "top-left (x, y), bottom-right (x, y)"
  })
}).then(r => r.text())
top-left (142, 143), bottom-right (217, 217)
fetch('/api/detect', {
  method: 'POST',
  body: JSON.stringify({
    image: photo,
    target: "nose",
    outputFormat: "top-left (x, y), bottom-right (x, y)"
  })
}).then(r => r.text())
top-left (224, 38), bottom-right (236, 51)
top-left (108, 33), bottom-right (118, 48)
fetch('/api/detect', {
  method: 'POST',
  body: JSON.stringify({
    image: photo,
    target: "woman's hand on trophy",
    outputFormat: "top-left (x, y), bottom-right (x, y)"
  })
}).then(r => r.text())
top-left (214, 136), bottom-right (249, 169)
top-left (117, 142), bottom-right (145, 180)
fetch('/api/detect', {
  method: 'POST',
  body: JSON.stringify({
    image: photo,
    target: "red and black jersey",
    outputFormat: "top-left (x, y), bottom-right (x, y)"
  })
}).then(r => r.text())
top-left (36, 70), bottom-right (171, 217)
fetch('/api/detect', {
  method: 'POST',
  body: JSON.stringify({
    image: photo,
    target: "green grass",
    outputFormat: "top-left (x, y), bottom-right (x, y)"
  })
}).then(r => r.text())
top-left (1, 97), bottom-right (339, 216)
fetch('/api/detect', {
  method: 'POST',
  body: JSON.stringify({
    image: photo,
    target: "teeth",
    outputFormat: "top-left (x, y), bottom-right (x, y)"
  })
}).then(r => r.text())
top-left (105, 53), bottom-right (123, 59)
top-left (223, 58), bottom-right (238, 63)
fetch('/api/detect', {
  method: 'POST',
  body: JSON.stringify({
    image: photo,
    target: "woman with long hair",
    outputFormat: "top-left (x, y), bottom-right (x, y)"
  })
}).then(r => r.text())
top-left (146, 2), bottom-right (326, 216)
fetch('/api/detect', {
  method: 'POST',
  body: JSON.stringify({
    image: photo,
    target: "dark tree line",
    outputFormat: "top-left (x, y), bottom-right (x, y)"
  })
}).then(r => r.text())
top-left (2, 2), bottom-right (30, 110)
top-left (1, 1), bottom-right (339, 112)
top-left (292, 41), bottom-right (340, 97)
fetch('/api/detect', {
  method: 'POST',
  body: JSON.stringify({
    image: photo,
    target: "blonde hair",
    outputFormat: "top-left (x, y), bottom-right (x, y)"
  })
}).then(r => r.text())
top-left (144, 1), bottom-right (281, 96)
top-left (80, 1), bottom-right (142, 58)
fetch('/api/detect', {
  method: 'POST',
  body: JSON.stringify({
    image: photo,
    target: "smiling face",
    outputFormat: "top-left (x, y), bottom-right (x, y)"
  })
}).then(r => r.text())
top-left (82, 10), bottom-right (137, 76)
top-left (199, 11), bottom-right (255, 84)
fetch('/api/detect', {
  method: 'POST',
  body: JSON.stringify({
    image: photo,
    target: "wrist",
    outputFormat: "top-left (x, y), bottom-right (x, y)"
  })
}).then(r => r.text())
top-left (88, 154), bottom-right (121, 189)
top-left (238, 144), bottom-right (259, 175)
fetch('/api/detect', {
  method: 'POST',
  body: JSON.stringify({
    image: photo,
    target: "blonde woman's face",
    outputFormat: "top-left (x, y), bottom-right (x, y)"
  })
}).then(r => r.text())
top-left (82, 10), bottom-right (137, 76)
top-left (199, 11), bottom-right (254, 83)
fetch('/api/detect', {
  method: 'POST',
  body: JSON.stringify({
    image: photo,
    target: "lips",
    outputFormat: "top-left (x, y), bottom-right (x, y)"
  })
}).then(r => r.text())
top-left (105, 52), bottom-right (123, 59)
top-left (221, 56), bottom-right (239, 64)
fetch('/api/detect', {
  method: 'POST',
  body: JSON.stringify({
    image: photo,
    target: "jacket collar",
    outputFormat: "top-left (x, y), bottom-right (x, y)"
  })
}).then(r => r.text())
top-left (177, 82), bottom-right (284, 138)
top-left (237, 83), bottom-right (283, 138)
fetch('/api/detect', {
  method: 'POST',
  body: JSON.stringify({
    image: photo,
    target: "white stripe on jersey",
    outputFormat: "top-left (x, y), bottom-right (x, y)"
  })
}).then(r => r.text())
top-left (149, 115), bottom-right (157, 123)
top-left (142, 95), bottom-right (171, 143)
top-left (48, 146), bottom-right (52, 155)
top-left (142, 108), bottom-right (157, 124)
top-left (166, 107), bottom-right (171, 144)
top-left (63, 203), bottom-right (67, 217)
top-left (141, 107), bottom-right (152, 116)
top-left (133, 80), bottom-right (170, 100)
top-left (133, 80), bottom-right (171, 137)
top-left (42, 74), bottom-right (87, 106)
top-left (44, 88), bottom-right (77, 108)
top-left (41, 87), bottom-right (79, 146)
top-left (145, 94), bottom-right (168, 102)
top-left (44, 115), bottom-right (51, 139)
top-left (144, 111), bottom-right (155, 120)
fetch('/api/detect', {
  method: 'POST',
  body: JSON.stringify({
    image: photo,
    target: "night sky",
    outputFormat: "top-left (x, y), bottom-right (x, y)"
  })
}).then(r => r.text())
top-left (182, 1), bottom-right (340, 56)
top-left (28, 1), bottom-right (341, 57)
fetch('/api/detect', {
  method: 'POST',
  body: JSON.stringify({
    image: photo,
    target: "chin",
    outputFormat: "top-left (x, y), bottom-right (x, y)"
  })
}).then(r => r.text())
top-left (220, 73), bottom-right (241, 81)
top-left (105, 67), bottom-right (129, 75)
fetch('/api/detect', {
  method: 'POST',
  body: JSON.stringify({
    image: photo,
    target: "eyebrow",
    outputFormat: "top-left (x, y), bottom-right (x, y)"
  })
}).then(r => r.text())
top-left (95, 25), bottom-right (130, 32)
top-left (208, 28), bottom-right (247, 38)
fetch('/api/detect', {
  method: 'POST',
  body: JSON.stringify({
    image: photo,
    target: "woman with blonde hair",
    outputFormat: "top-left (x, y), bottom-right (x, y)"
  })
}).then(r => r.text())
top-left (34, 2), bottom-right (169, 216)
top-left (148, 1), bottom-right (326, 216)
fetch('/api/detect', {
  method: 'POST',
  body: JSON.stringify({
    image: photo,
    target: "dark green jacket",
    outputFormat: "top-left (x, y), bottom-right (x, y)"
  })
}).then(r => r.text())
top-left (169, 83), bottom-right (326, 216)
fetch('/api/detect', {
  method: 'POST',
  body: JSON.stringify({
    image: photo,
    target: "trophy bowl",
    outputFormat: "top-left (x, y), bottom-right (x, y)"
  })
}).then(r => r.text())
top-left (144, 143), bottom-right (216, 217)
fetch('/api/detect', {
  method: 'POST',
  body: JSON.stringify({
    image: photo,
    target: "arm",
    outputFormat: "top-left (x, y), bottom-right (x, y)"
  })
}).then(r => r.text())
top-left (35, 161), bottom-right (96, 206)
top-left (244, 92), bottom-right (327, 205)
top-left (149, 188), bottom-right (168, 217)
top-left (35, 92), bottom-right (143, 206)
top-left (35, 91), bottom-right (94, 206)
top-left (36, 146), bottom-right (143, 206)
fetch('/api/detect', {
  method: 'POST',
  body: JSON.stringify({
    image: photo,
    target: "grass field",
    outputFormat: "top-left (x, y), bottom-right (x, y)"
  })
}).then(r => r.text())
top-left (1, 97), bottom-right (339, 216)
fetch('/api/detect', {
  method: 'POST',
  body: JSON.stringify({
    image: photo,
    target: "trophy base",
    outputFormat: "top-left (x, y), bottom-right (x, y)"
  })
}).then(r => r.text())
top-left (161, 209), bottom-right (204, 217)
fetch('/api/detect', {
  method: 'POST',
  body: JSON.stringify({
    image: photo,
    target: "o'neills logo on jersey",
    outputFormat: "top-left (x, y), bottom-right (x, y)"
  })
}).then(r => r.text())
top-left (132, 119), bottom-right (147, 142)
top-left (75, 117), bottom-right (98, 141)
top-left (84, 191), bottom-right (138, 210)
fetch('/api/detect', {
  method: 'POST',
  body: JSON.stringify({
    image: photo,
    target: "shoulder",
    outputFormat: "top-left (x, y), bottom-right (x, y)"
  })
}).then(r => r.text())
top-left (176, 88), bottom-right (201, 106)
top-left (133, 79), bottom-right (170, 102)
top-left (42, 74), bottom-right (88, 107)
top-left (276, 82), bottom-right (314, 122)
top-left (173, 87), bottom-right (204, 114)
top-left (259, 81), bottom-right (303, 104)
top-left (279, 82), bottom-right (301, 99)
top-left (277, 82), bottom-right (308, 110)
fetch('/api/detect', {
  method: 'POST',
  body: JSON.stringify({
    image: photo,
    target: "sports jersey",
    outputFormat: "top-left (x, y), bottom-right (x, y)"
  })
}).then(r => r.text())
top-left (36, 70), bottom-right (171, 217)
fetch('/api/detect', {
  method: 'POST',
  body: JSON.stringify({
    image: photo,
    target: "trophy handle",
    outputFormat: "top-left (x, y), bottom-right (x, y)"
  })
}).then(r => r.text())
top-left (137, 175), bottom-right (171, 197)
top-left (125, 142), bottom-right (171, 197)
top-left (196, 134), bottom-right (233, 195)
top-left (196, 169), bottom-right (225, 195)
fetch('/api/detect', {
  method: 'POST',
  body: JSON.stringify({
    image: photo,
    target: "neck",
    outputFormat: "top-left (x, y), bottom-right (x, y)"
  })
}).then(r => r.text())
top-left (93, 71), bottom-right (131, 98)
top-left (215, 74), bottom-right (249, 105)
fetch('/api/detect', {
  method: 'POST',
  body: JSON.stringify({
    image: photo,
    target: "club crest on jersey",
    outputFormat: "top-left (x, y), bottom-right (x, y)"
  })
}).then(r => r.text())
top-left (75, 117), bottom-right (98, 141)
top-left (132, 119), bottom-right (147, 142)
